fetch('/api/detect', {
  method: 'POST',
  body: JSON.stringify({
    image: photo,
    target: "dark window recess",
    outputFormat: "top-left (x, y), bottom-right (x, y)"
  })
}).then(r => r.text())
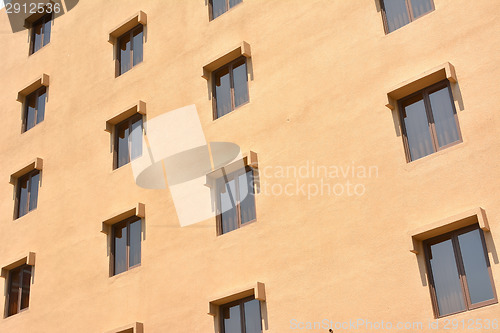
top-left (209, 0), bottom-right (243, 20)
top-left (23, 86), bottom-right (46, 132)
top-left (30, 13), bottom-right (51, 54)
top-left (117, 25), bottom-right (144, 76)
top-left (16, 170), bottom-right (40, 219)
top-left (381, 0), bottom-right (434, 33)
top-left (216, 166), bottom-right (256, 235)
top-left (399, 80), bottom-right (461, 162)
top-left (114, 114), bottom-right (143, 169)
top-left (221, 296), bottom-right (262, 333)
top-left (424, 224), bottom-right (498, 318)
top-left (111, 216), bottom-right (142, 276)
top-left (213, 57), bottom-right (249, 119)
top-left (6, 264), bottom-right (32, 317)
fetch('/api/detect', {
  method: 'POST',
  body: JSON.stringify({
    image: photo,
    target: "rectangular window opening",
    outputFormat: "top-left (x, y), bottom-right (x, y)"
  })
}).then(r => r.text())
top-left (15, 170), bottom-right (40, 219)
top-left (209, 0), bottom-right (243, 20)
top-left (30, 12), bottom-right (52, 54)
top-left (114, 113), bottom-right (143, 169)
top-left (111, 216), bottom-right (142, 276)
top-left (6, 264), bottom-right (32, 317)
top-left (381, 0), bottom-right (434, 33)
top-left (399, 80), bottom-right (461, 162)
top-left (424, 224), bottom-right (498, 317)
top-left (23, 86), bottom-right (46, 132)
top-left (216, 166), bottom-right (256, 235)
top-left (117, 25), bottom-right (144, 76)
top-left (213, 56), bottom-right (249, 120)
top-left (220, 296), bottom-right (262, 333)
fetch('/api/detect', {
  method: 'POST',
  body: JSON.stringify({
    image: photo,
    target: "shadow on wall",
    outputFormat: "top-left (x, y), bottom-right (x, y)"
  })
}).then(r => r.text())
top-left (484, 232), bottom-right (499, 265)
top-left (451, 82), bottom-right (465, 112)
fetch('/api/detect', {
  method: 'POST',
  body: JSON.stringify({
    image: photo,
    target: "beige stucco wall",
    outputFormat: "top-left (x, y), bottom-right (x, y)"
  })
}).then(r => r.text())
top-left (0, 0), bottom-right (499, 332)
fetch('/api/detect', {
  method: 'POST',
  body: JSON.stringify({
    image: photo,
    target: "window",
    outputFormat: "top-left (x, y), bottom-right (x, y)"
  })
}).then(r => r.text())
top-left (117, 25), bottom-right (143, 76)
top-left (381, 0), bottom-right (434, 33)
top-left (220, 296), bottom-right (262, 333)
top-left (399, 80), bottom-right (461, 161)
top-left (114, 113), bottom-right (143, 169)
top-left (101, 204), bottom-right (144, 276)
top-left (6, 264), bottom-right (32, 317)
top-left (16, 170), bottom-right (40, 219)
top-left (216, 166), bottom-right (256, 235)
top-left (213, 57), bottom-right (249, 119)
top-left (209, 0), bottom-right (242, 20)
top-left (424, 224), bottom-right (497, 317)
top-left (105, 322), bottom-right (144, 333)
top-left (111, 216), bottom-right (141, 276)
top-left (23, 86), bottom-right (46, 132)
top-left (30, 13), bottom-right (51, 54)
top-left (108, 11), bottom-right (147, 76)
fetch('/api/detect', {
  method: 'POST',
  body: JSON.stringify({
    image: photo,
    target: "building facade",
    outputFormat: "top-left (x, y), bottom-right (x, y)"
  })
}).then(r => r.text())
top-left (0, 0), bottom-right (499, 332)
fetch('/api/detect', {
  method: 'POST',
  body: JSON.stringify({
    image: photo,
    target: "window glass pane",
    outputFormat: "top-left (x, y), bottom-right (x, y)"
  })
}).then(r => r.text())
top-left (119, 34), bottom-right (131, 74)
top-left (428, 86), bottom-right (459, 148)
top-left (32, 23), bottom-right (42, 53)
top-left (383, 0), bottom-right (410, 33)
top-left (222, 303), bottom-right (242, 333)
top-left (229, 0), bottom-right (242, 9)
top-left (220, 178), bottom-right (238, 234)
top-left (129, 219), bottom-right (141, 267)
top-left (116, 123), bottom-right (130, 168)
top-left (429, 239), bottom-right (466, 316)
top-left (20, 266), bottom-right (31, 310)
top-left (29, 172), bottom-right (40, 211)
top-left (410, 0), bottom-right (433, 18)
top-left (8, 268), bottom-right (21, 316)
top-left (212, 0), bottom-right (227, 19)
top-left (458, 229), bottom-right (495, 305)
top-left (132, 26), bottom-right (143, 66)
top-left (25, 93), bottom-right (37, 131)
top-left (43, 17), bottom-right (51, 46)
top-left (244, 299), bottom-right (262, 333)
top-left (36, 88), bottom-right (46, 124)
top-left (130, 117), bottom-right (143, 161)
top-left (238, 170), bottom-right (255, 224)
top-left (18, 176), bottom-right (29, 218)
top-left (233, 59), bottom-right (249, 108)
top-left (402, 96), bottom-right (433, 160)
top-left (113, 224), bottom-right (128, 275)
top-left (215, 66), bottom-right (232, 118)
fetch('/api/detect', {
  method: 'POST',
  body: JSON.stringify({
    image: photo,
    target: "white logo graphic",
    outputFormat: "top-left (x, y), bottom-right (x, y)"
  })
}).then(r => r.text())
top-left (130, 104), bottom-right (247, 227)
